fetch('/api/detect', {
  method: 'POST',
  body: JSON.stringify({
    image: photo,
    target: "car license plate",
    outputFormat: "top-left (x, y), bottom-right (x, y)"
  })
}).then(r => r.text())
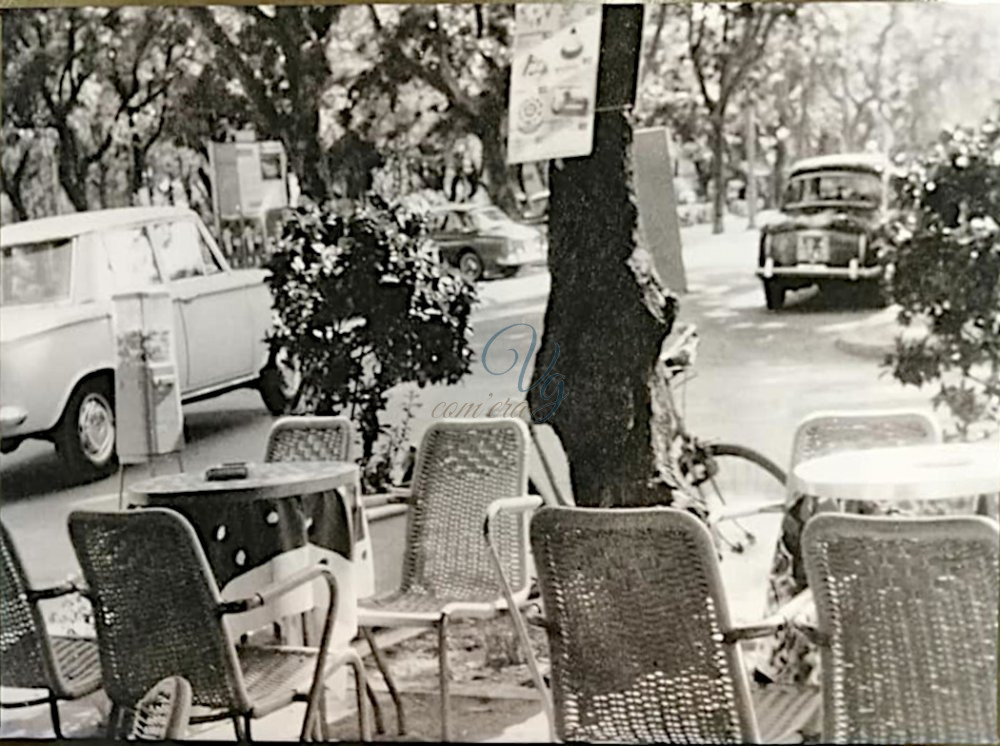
top-left (797, 235), bottom-right (829, 263)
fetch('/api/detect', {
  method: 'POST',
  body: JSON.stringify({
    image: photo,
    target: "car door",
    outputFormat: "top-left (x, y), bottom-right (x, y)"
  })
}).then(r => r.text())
top-left (146, 219), bottom-right (255, 393)
top-left (435, 211), bottom-right (474, 264)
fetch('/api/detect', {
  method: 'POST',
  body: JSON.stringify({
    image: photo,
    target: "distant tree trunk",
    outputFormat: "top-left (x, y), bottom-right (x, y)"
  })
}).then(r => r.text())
top-left (473, 96), bottom-right (517, 213)
top-left (772, 137), bottom-right (787, 208)
top-left (54, 128), bottom-right (90, 212)
top-left (528, 5), bottom-right (679, 509)
top-left (710, 110), bottom-right (726, 234)
top-left (2, 147), bottom-right (32, 221)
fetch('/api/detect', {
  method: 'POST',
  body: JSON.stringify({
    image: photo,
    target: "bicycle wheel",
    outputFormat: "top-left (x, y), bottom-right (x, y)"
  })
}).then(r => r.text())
top-left (693, 443), bottom-right (787, 552)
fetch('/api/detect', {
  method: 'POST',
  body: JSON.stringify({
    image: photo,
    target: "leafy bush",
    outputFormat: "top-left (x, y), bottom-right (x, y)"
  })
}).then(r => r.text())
top-left (882, 107), bottom-right (1000, 438)
top-left (264, 197), bottom-right (477, 468)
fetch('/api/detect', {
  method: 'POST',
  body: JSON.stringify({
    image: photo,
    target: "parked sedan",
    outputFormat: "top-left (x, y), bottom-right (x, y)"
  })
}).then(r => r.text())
top-left (757, 153), bottom-right (896, 310)
top-left (0, 207), bottom-right (289, 478)
top-left (427, 204), bottom-right (547, 281)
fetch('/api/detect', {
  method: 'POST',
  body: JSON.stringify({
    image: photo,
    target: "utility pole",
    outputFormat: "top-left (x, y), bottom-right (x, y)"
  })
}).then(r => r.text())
top-left (746, 104), bottom-right (758, 229)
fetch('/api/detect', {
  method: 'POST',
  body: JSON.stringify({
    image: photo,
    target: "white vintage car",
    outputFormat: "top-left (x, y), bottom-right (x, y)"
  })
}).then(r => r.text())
top-left (0, 207), bottom-right (290, 478)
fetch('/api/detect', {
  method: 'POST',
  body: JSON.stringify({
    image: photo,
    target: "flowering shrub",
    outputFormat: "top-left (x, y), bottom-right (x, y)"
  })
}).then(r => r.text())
top-left (264, 196), bottom-right (476, 467)
top-left (881, 107), bottom-right (1000, 437)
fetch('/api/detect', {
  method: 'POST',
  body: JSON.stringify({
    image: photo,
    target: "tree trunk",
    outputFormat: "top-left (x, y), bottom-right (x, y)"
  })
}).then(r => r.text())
top-left (772, 137), bottom-right (787, 209)
top-left (294, 128), bottom-right (330, 202)
top-left (55, 135), bottom-right (89, 212)
top-left (3, 148), bottom-right (31, 221)
top-left (130, 133), bottom-right (145, 205)
top-left (528, 5), bottom-right (679, 508)
top-left (475, 99), bottom-right (518, 213)
top-left (711, 111), bottom-right (726, 234)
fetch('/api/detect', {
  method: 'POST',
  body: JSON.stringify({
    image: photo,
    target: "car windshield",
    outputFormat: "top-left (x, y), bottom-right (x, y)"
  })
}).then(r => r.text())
top-left (468, 207), bottom-right (511, 230)
top-left (0, 239), bottom-right (73, 306)
top-left (784, 170), bottom-right (882, 207)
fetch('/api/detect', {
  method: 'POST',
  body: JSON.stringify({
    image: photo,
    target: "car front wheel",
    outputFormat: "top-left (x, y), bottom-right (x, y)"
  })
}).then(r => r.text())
top-left (763, 280), bottom-right (786, 311)
top-left (55, 377), bottom-right (117, 480)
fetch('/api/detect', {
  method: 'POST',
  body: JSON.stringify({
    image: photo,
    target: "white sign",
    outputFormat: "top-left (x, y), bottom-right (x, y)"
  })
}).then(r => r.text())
top-left (507, 4), bottom-right (602, 165)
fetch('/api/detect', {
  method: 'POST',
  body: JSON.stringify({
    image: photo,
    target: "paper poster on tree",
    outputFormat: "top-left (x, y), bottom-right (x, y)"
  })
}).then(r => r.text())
top-left (507, 4), bottom-right (602, 165)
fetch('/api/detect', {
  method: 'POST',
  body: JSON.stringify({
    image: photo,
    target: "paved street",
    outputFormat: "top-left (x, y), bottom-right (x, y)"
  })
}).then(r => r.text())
top-left (0, 220), bottom-right (931, 589)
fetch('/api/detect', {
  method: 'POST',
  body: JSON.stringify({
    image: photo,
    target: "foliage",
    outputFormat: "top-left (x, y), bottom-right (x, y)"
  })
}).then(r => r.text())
top-left (683, 3), bottom-right (795, 233)
top-left (361, 390), bottom-right (419, 494)
top-left (882, 108), bottom-right (1000, 438)
top-left (186, 6), bottom-right (342, 200)
top-left (350, 5), bottom-right (515, 209)
top-left (264, 197), bottom-right (476, 462)
top-left (2, 7), bottom-right (196, 214)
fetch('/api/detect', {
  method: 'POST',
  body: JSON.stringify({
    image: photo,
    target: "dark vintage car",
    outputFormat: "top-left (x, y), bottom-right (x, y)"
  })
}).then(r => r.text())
top-left (427, 204), bottom-right (547, 281)
top-left (757, 153), bottom-right (897, 310)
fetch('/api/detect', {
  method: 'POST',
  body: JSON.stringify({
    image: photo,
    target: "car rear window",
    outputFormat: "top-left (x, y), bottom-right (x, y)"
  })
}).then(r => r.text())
top-left (784, 171), bottom-right (882, 207)
top-left (0, 239), bottom-right (73, 306)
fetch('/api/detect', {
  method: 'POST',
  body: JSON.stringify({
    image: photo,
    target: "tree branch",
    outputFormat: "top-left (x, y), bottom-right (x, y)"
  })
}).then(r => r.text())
top-left (187, 6), bottom-right (285, 133)
top-left (688, 9), bottom-right (716, 112)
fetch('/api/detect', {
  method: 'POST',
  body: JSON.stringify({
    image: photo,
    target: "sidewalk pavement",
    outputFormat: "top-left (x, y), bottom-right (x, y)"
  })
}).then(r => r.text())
top-left (473, 264), bottom-right (549, 321)
top-left (831, 306), bottom-right (930, 360)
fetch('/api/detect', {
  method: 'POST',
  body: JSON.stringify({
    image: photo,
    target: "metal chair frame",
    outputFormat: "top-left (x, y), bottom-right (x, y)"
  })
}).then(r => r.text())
top-left (1, 520), bottom-right (102, 738)
top-left (265, 416), bottom-right (354, 463)
top-left (357, 418), bottom-right (543, 741)
top-left (497, 505), bottom-right (819, 744)
top-left (710, 408), bottom-right (942, 525)
top-left (69, 508), bottom-right (369, 742)
top-left (802, 513), bottom-right (999, 744)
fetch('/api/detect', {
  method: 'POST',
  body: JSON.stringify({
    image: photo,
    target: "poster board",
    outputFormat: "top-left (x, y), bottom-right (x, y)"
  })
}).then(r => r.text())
top-left (210, 140), bottom-right (289, 220)
top-left (634, 127), bottom-right (688, 294)
top-left (507, 4), bottom-right (602, 164)
top-left (113, 289), bottom-right (184, 464)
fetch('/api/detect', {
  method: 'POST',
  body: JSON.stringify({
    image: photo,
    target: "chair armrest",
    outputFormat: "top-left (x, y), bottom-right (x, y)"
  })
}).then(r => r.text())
top-left (27, 576), bottom-right (87, 603)
top-left (217, 565), bottom-right (338, 616)
top-left (482, 495), bottom-right (544, 539)
top-left (723, 589), bottom-right (814, 643)
top-left (709, 498), bottom-right (786, 525)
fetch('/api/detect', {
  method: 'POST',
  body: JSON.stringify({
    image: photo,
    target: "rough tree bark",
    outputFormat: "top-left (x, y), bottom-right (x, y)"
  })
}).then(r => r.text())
top-left (528, 5), bottom-right (679, 509)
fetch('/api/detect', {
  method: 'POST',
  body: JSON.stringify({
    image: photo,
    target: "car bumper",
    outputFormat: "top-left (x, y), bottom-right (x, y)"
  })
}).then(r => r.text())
top-left (0, 405), bottom-right (29, 435)
top-left (496, 243), bottom-right (547, 267)
top-left (757, 258), bottom-right (881, 281)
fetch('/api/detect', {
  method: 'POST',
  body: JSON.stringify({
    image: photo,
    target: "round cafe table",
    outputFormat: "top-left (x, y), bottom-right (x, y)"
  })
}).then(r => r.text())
top-left (128, 461), bottom-right (361, 644)
top-left (791, 441), bottom-right (1000, 504)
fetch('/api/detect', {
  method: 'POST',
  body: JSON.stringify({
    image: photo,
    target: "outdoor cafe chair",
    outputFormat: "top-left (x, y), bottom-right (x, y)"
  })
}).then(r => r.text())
top-left (117, 676), bottom-right (193, 741)
top-left (68, 508), bottom-right (370, 742)
top-left (0, 520), bottom-right (102, 738)
top-left (802, 513), bottom-right (999, 744)
top-left (357, 418), bottom-right (543, 741)
top-left (264, 414), bottom-right (396, 733)
top-left (265, 415), bottom-right (353, 463)
top-left (711, 408), bottom-right (942, 528)
top-left (789, 408), bottom-right (942, 475)
top-left (496, 505), bottom-right (819, 744)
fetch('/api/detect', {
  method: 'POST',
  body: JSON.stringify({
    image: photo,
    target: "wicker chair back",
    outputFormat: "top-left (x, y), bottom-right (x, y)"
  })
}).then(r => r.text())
top-left (0, 521), bottom-right (55, 689)
top-left (401, 418), bottom-right (530, 600)
top-left (803, 514), bottom-right (999, 744)
top-left (791, 409), bottom-right (940, 472)
top-left (530, 506), bottom-right (760, 743)
top-left (264, 416), bottom-right (353, 463)
top-left (68, 510), bottom-right (250, 713)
